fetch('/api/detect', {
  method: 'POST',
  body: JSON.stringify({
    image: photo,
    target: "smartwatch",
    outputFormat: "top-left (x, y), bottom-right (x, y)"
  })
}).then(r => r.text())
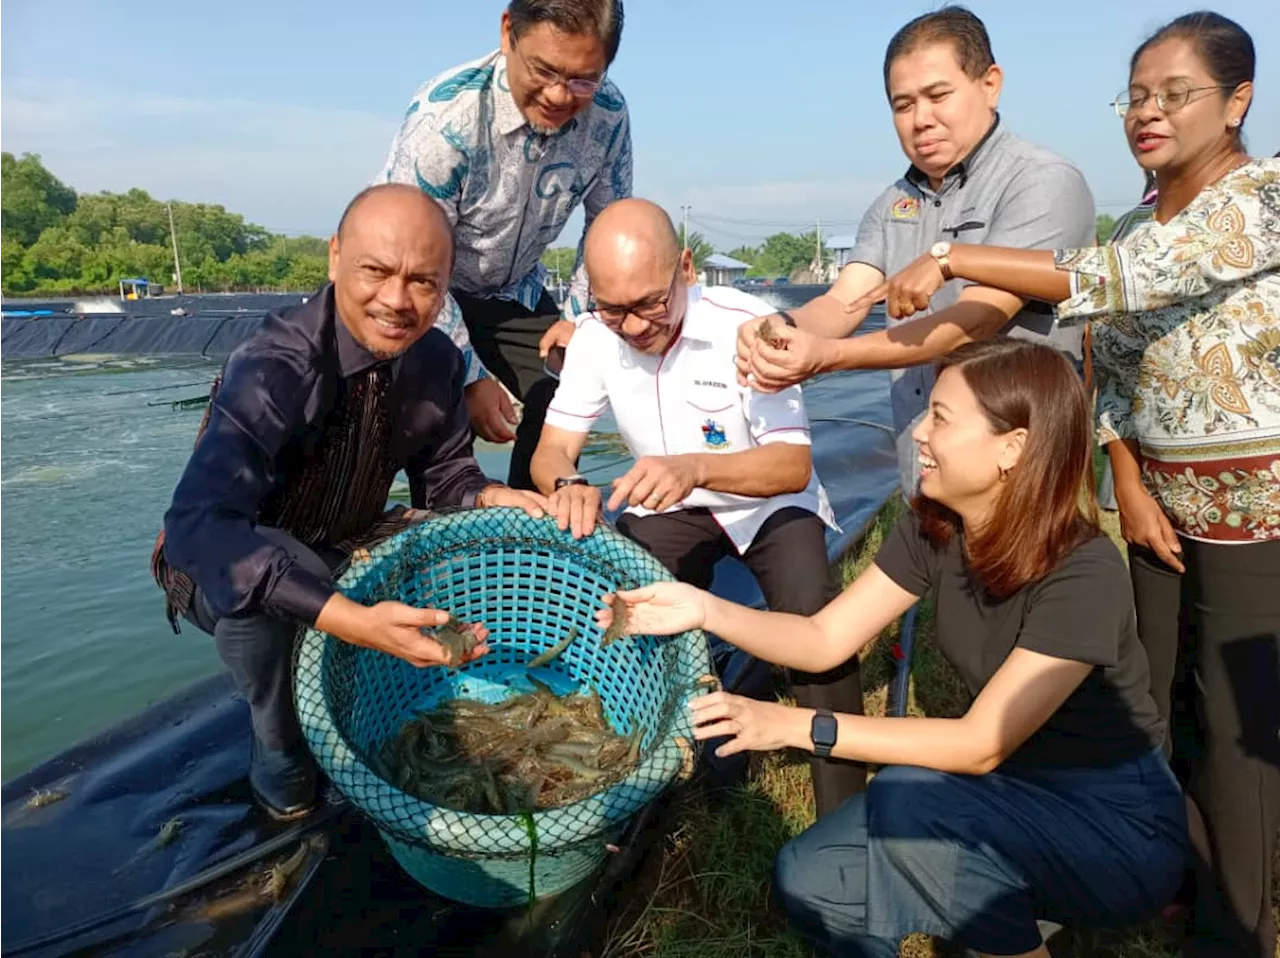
top-left (554, 475), bottom-right (590, 491)
top-left (810, 709), bottom-right (838, 758)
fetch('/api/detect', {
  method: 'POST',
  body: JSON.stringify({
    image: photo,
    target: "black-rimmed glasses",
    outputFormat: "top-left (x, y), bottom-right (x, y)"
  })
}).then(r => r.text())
top-left (592, 267), bottom-right (681, 329)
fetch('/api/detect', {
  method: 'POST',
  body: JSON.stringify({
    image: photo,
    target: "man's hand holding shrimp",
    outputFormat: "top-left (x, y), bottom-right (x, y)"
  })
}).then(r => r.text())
top-left (734, 321), bottom-right (834, 392)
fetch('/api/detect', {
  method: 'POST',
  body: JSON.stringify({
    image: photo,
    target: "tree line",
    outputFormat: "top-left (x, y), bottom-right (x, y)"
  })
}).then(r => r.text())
top-left (1, 153), bottom-right (330, 297)
top-left (2, 152), bottom-right (1124, 298)
top-left (540, 228), bottom-right (831, 282)
top-left (542, 214), bottom-right (1117, 283)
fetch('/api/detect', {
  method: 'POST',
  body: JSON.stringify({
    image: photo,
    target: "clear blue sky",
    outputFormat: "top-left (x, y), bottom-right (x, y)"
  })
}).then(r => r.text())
top-left (3, 1), bottom-right (1277, 250)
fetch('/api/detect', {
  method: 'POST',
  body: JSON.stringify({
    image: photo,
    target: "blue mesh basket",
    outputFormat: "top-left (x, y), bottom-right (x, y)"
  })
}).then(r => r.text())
top-left (294, 507), bottom-right (712, 907)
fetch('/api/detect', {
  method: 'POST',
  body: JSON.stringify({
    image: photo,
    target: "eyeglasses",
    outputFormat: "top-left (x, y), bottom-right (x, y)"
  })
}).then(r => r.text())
top-left (1111, 82), bottom-right (1236, 117)
top-left (593, 268), bottom-right (681, 329)
top-left (511, 40), bottom-right (603, 98)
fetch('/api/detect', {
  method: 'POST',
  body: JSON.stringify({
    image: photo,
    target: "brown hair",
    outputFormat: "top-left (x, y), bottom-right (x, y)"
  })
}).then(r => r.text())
top-left (913, 338), bottom-right (1100, 596)
top-left (883, 5), bottom-right (995, 95)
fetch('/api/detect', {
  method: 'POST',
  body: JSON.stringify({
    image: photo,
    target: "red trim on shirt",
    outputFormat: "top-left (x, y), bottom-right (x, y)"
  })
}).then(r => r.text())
top-left (700, 294), bottom-right (759, 318)
top-left (655, 349), bottom-right (671, 455)
top-left (547, 406), bottom-right (601, 419)
top-left (757, 426), bottom-right (811, 438)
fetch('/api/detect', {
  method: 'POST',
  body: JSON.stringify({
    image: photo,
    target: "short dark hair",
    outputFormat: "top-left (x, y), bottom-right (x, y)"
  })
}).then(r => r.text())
top-left (882, 5), bottom-right (994, 94)
top-left (508, 0), bottom-right (624, 66)
top-left (1130, 12), bottom-right (1255, 139)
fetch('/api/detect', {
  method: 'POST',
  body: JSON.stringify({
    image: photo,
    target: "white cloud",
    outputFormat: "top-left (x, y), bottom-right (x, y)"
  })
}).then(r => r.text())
top-left (1, 79), bottom-right (400, 233)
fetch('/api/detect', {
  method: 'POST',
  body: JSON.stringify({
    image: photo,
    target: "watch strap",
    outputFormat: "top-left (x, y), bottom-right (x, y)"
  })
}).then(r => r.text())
top-left (932, 245), bottom-right (954, 281)
top-left (810, 708), bottom-right (837, 758)
top-left (777, 309), bottom-right (798, 328)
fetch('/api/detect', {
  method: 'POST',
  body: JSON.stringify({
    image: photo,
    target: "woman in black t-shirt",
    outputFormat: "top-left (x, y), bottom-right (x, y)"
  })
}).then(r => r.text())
top-left (598, 338), bottom-right (1187, 957)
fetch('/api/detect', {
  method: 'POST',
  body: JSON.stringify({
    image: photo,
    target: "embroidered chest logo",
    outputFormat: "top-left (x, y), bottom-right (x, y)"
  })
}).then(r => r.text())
top-left (891, 196), bottom-right (921, 220)
top-left (701, 419), bottom-right (731, 449)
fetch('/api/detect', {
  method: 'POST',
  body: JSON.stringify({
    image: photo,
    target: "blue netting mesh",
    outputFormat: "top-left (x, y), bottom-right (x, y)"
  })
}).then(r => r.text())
top-left (294, 507), bottom-right (711, 905)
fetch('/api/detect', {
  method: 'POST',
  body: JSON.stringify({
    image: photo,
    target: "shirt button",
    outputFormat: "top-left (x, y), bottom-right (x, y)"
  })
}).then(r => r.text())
top-left (915, 388), bottom-right (922, 396)
top-left (933, 199), bottom-right (942, 208)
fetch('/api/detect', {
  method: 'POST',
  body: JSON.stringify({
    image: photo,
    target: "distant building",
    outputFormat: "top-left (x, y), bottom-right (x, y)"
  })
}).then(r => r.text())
top-left (826, 235), bottom-right (859, 269)
top-left (702, 253), bottom-right (751, 287)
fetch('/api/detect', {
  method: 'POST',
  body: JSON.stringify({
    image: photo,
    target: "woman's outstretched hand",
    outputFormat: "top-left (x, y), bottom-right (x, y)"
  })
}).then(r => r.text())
top-left (595, 582), bottom-right (709, 636)
top-left (689, 691), bottom-right (802, 757)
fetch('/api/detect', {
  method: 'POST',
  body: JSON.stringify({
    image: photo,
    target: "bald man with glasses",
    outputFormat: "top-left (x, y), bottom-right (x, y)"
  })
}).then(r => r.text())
top-left (530, 199), bottom-right (867, 817)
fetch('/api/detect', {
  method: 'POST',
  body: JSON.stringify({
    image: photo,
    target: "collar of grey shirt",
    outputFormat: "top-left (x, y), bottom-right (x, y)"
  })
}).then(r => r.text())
top-left (904, 113), bottom-right (1004, 195)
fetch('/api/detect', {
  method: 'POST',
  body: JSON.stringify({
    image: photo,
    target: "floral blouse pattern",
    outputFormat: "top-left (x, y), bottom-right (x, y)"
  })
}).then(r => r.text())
top-left (1054, 158), bottom-right (1280, 543)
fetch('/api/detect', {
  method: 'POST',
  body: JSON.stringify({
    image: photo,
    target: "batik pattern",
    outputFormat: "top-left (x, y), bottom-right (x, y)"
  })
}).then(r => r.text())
top-left (379, 49), bottom-right (633, 324)
top-left (1056, 159), bottom-right (1280, 542)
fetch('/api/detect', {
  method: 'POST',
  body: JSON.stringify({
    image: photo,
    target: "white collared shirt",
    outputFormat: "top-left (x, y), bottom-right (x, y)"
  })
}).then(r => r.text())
top-left (545, 285), bottom-right (838, 553)
top-left (378, 49), bottom-right (633, 322)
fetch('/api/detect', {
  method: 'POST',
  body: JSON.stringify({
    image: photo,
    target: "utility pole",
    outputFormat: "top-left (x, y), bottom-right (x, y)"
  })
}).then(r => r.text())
top-left (680, 205), bottom-right (690, 250)
top-left (815, 216), bottom-right (824, 276)
top-left (167, 201), bottom-right (185, 295)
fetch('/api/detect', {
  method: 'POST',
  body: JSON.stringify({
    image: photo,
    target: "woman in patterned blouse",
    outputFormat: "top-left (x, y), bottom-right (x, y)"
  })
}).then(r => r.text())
top-left (849, 12), bottom-right (1277, 958)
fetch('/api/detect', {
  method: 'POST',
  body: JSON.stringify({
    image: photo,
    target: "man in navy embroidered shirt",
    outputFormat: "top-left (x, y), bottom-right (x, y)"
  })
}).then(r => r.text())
top-left (379, 0), bottom-right (632, 491)
top-left (155, 184), bottom-right (546, 820)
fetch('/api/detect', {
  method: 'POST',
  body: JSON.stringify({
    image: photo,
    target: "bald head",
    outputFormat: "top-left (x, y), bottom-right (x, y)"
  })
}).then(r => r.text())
top-left (583, 198), bottom-right (694, 354)
top-left (338, 183), bottom-right (452, 246)
top-left (328, 183), bottom-right (455, 359)
top-left (584, 198), bottom-right (681, 279)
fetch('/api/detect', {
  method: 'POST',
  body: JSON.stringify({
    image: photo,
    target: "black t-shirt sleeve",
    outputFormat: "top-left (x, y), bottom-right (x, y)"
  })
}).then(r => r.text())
top-left (1016, 536), bottom-right (1131, 667)
top-left (872, 512), bottom-right (937, 597)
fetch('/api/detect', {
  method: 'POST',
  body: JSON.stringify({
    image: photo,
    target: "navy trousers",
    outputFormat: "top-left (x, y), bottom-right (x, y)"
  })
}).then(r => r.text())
top-left (186, 528), bottom-right (344, 751)
top-left (774, 751), bottom-right (1188, 957)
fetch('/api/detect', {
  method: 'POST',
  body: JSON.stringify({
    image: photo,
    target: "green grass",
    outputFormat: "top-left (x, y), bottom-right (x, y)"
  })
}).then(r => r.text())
top-left (601, 496), bottom-right (1280, 958)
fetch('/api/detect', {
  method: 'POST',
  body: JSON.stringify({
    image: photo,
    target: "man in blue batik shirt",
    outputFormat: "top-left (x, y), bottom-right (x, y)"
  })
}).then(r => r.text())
top-left (379, 0), bottom-right (632, 491)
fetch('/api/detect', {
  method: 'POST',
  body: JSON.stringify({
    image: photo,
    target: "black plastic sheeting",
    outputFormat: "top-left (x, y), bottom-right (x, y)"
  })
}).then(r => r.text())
top-left (1, 287), bottom-right (836, 360)
top-left (2, 346), bottom-right (899, 958)
top-left (2, 314), bottom-right (271, 360)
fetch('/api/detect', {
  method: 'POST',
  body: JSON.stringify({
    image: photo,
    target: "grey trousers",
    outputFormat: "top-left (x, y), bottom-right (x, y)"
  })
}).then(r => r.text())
top-left (185, 528), bottom-right (345, 751)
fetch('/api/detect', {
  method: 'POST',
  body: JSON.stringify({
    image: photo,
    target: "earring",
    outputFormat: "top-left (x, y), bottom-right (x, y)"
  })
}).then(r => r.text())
top-left (1230, 119), bottom-right (1242, 128)
top-left (998, 465), bottom-right (1010, 481)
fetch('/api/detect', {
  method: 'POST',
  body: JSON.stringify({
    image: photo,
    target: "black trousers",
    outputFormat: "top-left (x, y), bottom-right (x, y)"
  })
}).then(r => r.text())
top-left (615, 506), bottom-right (867, 818)
top-left (453, 290), bottom-right (561, 492)
top-left (1129, 538), bottom-right (1280, 958)
top-left (186, 529), bottom-right (345, 751)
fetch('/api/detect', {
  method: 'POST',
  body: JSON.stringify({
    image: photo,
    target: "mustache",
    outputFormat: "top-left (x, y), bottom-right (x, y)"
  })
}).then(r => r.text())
top-left (367, 309), bottom-right (416, 328)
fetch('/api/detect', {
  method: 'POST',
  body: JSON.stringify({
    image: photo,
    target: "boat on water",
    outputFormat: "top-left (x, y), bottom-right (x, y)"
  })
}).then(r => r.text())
top-left (0, 293), bottom-right (904, 958)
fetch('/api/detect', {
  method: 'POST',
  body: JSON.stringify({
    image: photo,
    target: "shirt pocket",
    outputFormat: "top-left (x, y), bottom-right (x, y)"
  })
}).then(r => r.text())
top-left (683, 386), bottom-right (751, 454)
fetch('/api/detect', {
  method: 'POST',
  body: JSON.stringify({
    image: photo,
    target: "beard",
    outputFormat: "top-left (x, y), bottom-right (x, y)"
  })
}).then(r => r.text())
top-left (527, 117), bottom-right (560, 136)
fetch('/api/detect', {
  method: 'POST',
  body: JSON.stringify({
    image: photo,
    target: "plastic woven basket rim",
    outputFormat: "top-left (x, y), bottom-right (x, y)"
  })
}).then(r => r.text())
top-left (294, 508), bottom-right (712, 854)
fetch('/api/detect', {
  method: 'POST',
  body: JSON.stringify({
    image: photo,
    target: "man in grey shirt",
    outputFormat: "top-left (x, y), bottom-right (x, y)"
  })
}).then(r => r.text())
top-left (736, 6), bottom-right (1095, 491)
